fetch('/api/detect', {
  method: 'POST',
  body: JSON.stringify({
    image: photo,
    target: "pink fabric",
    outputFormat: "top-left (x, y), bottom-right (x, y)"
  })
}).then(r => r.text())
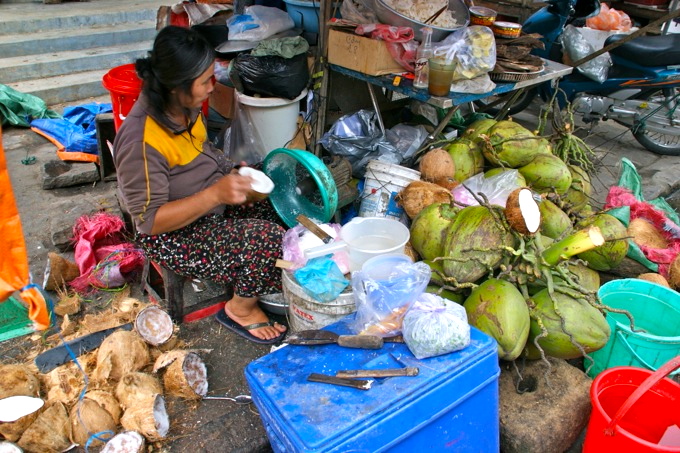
top-left (605, 186), bottom-right (680, 276)
top-left (354, 24), bottom-right (417, 72)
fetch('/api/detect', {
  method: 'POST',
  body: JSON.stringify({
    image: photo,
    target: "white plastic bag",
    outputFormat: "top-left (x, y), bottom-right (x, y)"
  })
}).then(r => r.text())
top-left (227, 6), bottom-right (294, 42)
top-left (560, 25), bottom-right (611, 83)
top-left (402, 293), bottom-right (470, 359)
top-left (452, 170), bottom-right (522, 207)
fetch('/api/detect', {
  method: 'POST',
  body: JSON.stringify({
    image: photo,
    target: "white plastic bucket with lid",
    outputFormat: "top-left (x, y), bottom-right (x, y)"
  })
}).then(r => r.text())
top-left (359, 160), bottom-right (421, 224)
top-left (304, 217), bottom-right (410, 272)
top-left (235, 89), bottom-right (307, 157)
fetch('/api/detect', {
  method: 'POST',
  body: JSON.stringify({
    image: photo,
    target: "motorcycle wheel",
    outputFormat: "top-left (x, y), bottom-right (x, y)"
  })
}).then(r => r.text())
top-left (473, 87), bottom-right (538, 117)
top-left (632, 88), bottom-right (680, 156)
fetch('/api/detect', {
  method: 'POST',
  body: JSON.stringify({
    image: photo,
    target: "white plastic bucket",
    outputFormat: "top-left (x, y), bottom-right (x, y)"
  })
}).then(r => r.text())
top-left (358, 160), bottom-right (421, 224)
top-left (282, 270), bottom-right (355, 332)
top-left (235, 89), bottom-right (307, 156)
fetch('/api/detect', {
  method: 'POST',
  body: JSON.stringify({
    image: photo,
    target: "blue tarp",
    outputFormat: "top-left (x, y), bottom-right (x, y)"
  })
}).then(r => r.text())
top-left (30, 103), bottom-right (112, 154)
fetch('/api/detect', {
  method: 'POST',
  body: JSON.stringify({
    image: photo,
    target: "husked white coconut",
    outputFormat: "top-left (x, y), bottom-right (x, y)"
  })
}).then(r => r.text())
top-left (120, 394), bottom-right (169, 442)
top-left (0, 441), bottom-right (23, 453)
top-left (0, 396), bottom-right (44, 423)
top-left (69, 398), bottom-right (117, 447)
top-left (17, 401), bottom-right (71, 453)
top-left (153, 351), bottom-right (208, 399)
top-left (134, 305), bottom-right (174, 346)
top-left (100, 431), bottom-right (145, 453)
top-left (0, 365), bottom-right (42, 442)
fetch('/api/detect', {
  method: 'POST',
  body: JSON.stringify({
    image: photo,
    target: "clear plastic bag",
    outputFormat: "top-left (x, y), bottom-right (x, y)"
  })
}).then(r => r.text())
top-left (402, 293), bottom-right (470, 359)
top-left (560, 25), bottom-right (611, 83)
top-left (586, 4), bottom-right (632, 32)
top-left (452, 170), bottom-right (522, 207)
top-left (226, 5), bottom-right (294, 41)
top-left (350, 259), bottom-right (431, 337)
top-left (340, 0), bottom-right (379, 24)
top-left (435, 26), bottom-right (496, 81)
top-left (282, 223), bottom-right (350, 274)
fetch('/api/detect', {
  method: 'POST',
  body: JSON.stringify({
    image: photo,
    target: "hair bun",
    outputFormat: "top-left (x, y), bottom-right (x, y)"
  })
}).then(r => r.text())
top-left (135, 57), bottom-right (154, 80)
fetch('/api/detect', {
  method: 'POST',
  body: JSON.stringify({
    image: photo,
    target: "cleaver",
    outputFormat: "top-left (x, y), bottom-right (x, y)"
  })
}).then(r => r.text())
top-left (34, 323), bottom-right (133, 373)
top-left (286, 330), bottom-right (403, 349)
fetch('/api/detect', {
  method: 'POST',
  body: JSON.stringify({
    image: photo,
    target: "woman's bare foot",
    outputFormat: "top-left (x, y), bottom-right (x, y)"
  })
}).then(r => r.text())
top-left (224, 295), bottom-right (286, 341)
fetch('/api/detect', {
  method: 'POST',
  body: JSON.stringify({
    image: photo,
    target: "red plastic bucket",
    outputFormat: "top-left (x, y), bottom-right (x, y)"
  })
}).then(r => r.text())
top-left (583, 356), bottom-right (680, 452)
top-left (102, 63), bottom-right (142, 132)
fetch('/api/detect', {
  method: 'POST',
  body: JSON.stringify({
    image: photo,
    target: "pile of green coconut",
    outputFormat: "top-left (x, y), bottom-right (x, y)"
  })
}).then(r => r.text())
top-left (398, 117), bottom-right (680, 364)
top-left (0, 304), bottom-right (209, 453)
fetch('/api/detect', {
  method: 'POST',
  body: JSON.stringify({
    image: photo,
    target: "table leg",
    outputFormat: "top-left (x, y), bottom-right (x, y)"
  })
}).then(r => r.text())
top-left (496, 87), bottom-right (526, 121)
top-left (425, 105), bottom-right (461, 145)
top-left (366, 82), bottom-right (385, 135)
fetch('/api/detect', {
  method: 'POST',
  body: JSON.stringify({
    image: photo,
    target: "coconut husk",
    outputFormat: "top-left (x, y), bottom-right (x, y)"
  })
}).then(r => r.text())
top-left (403, 242), bottom-right (420, 262)
top-left (0, 364), bottom-right (41, 400)
top-left (668, 254), bottom-right (680, 290)
top-left (396, 180), bottom-right (453, 219)
top-left (115, 372), bottom-right (163, 409)
top-left (419, 148), bottom-right (455, 182)
top-left (153, 351), bottom-right (207, 399)
top-left (17, 401), bottom-right (71, 453)
top-left (628, 218), bottom-right (668, 249)
top-left (120, 394), bottom-right (169, 442)
top-left (100, 431), bottom-right (146, 453)
top-left (84, 390), bottom-right (121, 424)
top-left (43, 361), bottom-right (86, 405)
top-left (504, 188), bottom-right (541, 235)
top-left (53, 288), bottom-right (81, 317)
top-left (69, 398), bottom-right (117, 447)
top-left (433, 176), bottom-right (459, 191)
top-left (94, 330), bottom-right (150, 383)
top-left (134, 305), bottom-right (174, 346)
top-left (0, 409), bottom-right (42, 442)
top-left (637, 273), bottom-right (670, 288)
top-left (44, 252), bottom-right (80, 291)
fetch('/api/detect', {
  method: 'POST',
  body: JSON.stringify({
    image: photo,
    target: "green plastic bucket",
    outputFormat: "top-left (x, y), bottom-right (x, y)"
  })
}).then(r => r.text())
top-left (588, 279), bottom-right (680, 379)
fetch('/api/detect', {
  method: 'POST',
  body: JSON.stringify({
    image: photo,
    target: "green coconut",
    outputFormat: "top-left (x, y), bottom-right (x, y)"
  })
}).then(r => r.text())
top-left (442, 206), bottom-right (516, 283)
top-left (483, 167), bottom-right (527, 187)
top-left (424, 259), bottom-right (447, 286)
top-left (425, 284), bottom-right (465, 304)
top-left (482, 120), bottom-right (551, 168)
top-left (464, 279), bottom-right (531, 360)
top-left (527, 288), bottom-right (610, 359)
top-left (538, 199), bottom-right (573, 239)
top-left (563, 165), bottom-right (592, 211)
top-left (409, 202), bottom-right (460, 260)
top-left (461, 118), bottom-right (497, 141)
top-left (445, 138), bottom-right (485, 183)
top-left (518, 153), bottom-right (573, 195)
top-left (577, 213), bottom-right (629, 271)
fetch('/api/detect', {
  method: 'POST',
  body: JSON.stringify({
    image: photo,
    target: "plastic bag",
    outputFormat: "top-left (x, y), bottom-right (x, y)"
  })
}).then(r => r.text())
top-left (294, 257), bottom-right (350, 303)
top-left (1, 83), bottom-right (60, 127)
top-left (282, 223), bottom-right (350, 274)
top-left (320, 109), bottom-right (402, 178)
top-left (385, 124), bottom-right (428, 162)
top-left (452, 170), bottom-right (522, 207)
top-left (351, 258), bottom-right (431, 337)
top-left (402, 293), bottom-right (471, 359)
top-left (560, 25), bottom-right (611, 83)
top-left (226, 5), bottom-right (294, 41)
top-left (434, 26), bottom-right (496, 81)
top-left (586, 4), bottom-right (632, 32)
top-left (450, 73), bottom-right (496, 94)
top-left (340, 0), bottom-right (378, 24)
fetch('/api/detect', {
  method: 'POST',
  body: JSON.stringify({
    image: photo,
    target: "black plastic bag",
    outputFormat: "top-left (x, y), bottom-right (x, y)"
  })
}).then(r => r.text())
top-left (230, 53), bottom-right (309, 100)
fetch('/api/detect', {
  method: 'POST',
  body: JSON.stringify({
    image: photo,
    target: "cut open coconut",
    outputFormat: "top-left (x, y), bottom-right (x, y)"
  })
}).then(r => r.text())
top-left (69, 398), bottom-right (116, 447)
top-left (134, 305), bottom-right (174, 346)
top-left (0, 441), bottom-right (22, 453)
top-left (120, 394), bottom-right (169, 442)
top-left (116, 372), bottom-right (163, 409)
top-left (0, 396), bottom-right (44, 423)
top-left (628, 217), bottom-right (668, 249)
top-left (84, 390), bottom-right (121, 425)
top-left (94, 330), bottom-right (150, 382)
top-left (101, 431), bottom-right (145, 453)
top-left (505, 188), bottom-right (541, 235)
top-left (153, 350), bottom-right (208, 399)
top-left (17, 401), bottom-right (71, 453)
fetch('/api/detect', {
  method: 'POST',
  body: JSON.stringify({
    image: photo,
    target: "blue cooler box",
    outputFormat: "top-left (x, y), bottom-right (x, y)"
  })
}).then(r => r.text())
top-left (245, 316), bottom-right (500, 452)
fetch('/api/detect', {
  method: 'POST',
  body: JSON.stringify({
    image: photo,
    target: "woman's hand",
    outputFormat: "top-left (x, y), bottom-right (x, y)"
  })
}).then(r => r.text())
top-left (211, 172), bottom-right (253, 206)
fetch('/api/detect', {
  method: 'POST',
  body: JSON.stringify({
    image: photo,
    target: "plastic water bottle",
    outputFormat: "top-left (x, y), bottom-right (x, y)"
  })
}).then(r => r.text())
top-left (413, 27), bottom-right (433, 90)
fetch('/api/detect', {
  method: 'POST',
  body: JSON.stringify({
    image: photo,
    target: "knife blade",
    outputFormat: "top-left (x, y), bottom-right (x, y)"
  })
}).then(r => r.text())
top-left (335, 367), bottom-right (419, 378)
top-left (34, 323), bottom-right (133, 373)
top-left (286, 331), bottom-right (384, 349)
top-left (307, 373), bottom-right (373, 390)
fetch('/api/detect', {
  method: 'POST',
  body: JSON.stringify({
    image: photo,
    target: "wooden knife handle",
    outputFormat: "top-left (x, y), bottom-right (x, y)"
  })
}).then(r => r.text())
top-left (336, 335), bottom-right (384, 349)
top-left (296, 214), bottom-right (333, 243)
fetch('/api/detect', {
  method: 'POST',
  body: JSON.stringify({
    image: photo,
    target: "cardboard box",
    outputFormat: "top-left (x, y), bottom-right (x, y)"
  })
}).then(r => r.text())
top-left (328, 28), bottom-right (405, 76)
top-left (209, 81), bottom-right (235, 119)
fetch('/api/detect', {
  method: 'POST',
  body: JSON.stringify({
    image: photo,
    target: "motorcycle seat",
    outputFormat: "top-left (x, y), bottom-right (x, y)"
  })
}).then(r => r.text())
top-left (605, 33), bottom-right (680, 67)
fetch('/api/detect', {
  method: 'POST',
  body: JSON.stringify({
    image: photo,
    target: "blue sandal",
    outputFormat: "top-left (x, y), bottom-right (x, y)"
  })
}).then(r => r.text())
top-left (215, 309), bottom-right (285, 345)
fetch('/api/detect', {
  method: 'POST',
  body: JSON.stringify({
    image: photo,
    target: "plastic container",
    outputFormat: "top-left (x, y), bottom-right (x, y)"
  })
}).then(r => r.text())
top-left (469, 6), bottom-right (497, 26)
top-left (583, 357), bottom-right (680, 452)
top-left (102, 63), bottom-right (142, 131)
top-left (358, 160), bottom-right (421, 224)
top-left (245, 315), bottom-right (500, 452)
top-left (282, 270), bottom-right (355, 332)
top-left (492, 21), bottom-right (522, 38)
top-left (588, 279), bottom-right (680, 378)
top-left (235, 89), bottom-right (307, 158)
top-left (283, 0), bottom-right (340, 34)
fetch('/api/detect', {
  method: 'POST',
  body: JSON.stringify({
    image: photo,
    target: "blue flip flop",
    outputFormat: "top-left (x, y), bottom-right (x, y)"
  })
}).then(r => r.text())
top-left (215, 309), bottom-right (285, 345)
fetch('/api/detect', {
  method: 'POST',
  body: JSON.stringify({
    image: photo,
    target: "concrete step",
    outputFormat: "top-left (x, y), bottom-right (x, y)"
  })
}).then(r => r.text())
top-left (0, 21), bottom-right (155, 58)
top-left (8, 69), bottom-right (117, 106)
top-left (1, 42), bottom-right (149, 84)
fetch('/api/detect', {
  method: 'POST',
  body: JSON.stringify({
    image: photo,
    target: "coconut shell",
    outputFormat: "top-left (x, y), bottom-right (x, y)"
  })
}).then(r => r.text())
top-left (120, 394), bottom-right (169, 442)
top-left (17, 401), bottom-right (71, 453)
top-left (433, 176), bottom-right (459, 191)
top-left (403, 242), bottom-right (419, 262)
top-left (115, 372), bottom-right (163, 409)
top-left (0, 364), bottom-right (41, 400)
top-left (155, 351), bottom-right (207, 399)
top-left (94, 330), bottom-right (150, 382)
top-left (84, 390), bottom-right (121, 424)
top-left (44, 252), bottom-right (80, 291)
top-left (628, 218), bottom-right (668, 249)
top-left (69, 398), bottom-right (116, 447)
top-left (396, 180), bottom-right (453, 220)
top-left (637, 273), bottom-right (670, 288)
top-left (134, 305), bottom-right (174, 346)
top-left (419, 148), bottom-right (455, 182)
top-left (504, 188), bottom-right (541, 235)
top-left (0, 409), bottom-right (42, 442)
top-left (667, 254), bottom-right (680, 290)
top-left (101, 431), bottom-right (145, 453)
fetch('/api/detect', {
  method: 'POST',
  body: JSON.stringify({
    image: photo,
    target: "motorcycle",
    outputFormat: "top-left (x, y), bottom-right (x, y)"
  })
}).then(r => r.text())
top-left (476, 0), bottom-right (680, 156)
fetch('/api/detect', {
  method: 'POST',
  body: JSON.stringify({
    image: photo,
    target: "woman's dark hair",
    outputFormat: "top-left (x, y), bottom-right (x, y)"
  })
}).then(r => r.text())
top-left (136, 26), bottom-right (215, 120)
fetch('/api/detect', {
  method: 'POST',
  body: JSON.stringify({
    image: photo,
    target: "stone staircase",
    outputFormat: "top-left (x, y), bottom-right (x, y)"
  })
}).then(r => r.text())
top-left (0, 0), bottom-right (167, 107)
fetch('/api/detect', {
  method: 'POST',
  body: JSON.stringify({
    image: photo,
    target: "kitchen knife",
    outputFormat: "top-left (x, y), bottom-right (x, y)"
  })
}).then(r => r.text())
top-left (296, 214), bottom-right (333, 244)
top-left (307, 373), bottom-right (373, 390)
top-left (335, 367), bottom-right (420, 378)
top-left (286, 330), bottom-right (385, 349)
top-left (34, 323), bottom-right (133, 373)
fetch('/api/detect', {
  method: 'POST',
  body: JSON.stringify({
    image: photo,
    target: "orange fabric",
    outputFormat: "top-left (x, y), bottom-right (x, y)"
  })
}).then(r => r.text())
top-left (30, 126), bottom-right (99, 164)
top-left (0, 126), bottom-right (51, 330)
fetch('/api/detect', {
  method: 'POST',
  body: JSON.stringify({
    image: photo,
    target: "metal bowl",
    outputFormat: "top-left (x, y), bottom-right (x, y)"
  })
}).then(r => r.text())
top-left (259, 293), bottom-right (289, 316)
top-left (373, 0), bottom-right (470, 42)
